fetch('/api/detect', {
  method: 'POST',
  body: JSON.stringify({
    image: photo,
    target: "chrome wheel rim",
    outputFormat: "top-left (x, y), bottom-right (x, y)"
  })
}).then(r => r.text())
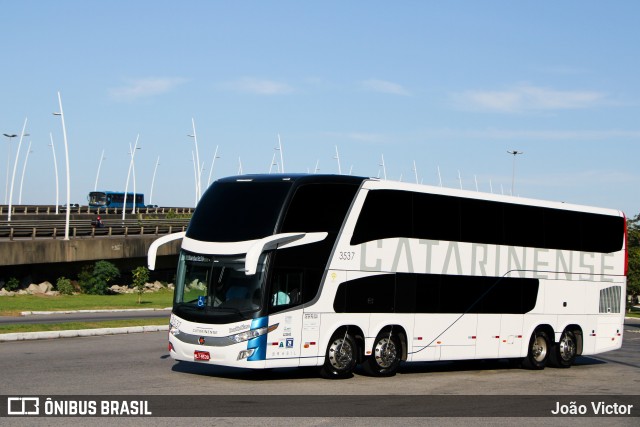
top-left (559, 333), bottom-right (576, 362)
top-left (532, 335), bottom-right (547, 362)
top-left (328, 338), bottom-right (353, 370)
top-left (374, 337), bottom-right (397, 368)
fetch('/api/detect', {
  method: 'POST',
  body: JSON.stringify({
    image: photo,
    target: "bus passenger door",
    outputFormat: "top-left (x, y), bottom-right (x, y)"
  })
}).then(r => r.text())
top-left (264, 310), bottom-right (304, 368)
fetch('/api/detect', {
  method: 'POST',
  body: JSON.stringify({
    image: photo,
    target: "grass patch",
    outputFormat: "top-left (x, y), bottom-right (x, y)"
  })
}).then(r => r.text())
top-left (0, 288), bottom-right (174, 316)
top-left (0, 318), bottom-right (168, 334)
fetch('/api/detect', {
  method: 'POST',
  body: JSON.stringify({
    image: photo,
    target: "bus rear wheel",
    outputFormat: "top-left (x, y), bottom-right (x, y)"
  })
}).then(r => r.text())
top-left (362, 332), bottom-right (401, 377)
top-left (522, 329), bottom-right (550, 370)
top-left (549, 329), bottom-right (577, 368)
top-left (320, 330), bottom-right (357, 379)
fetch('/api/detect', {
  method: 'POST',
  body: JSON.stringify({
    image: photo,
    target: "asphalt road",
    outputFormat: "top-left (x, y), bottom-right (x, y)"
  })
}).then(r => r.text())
top-left (0, 309), bottom-right (171, 325)
top-left (1, 318), bottom-right (638, 426)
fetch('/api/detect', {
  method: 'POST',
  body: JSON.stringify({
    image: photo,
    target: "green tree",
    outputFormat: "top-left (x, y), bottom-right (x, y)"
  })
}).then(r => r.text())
top-left (132, 266), bottom-right (150, 304)
top-left (627, 213), bottom-right (640, 305)
top-left (78, 261), bottom-right (120, 295)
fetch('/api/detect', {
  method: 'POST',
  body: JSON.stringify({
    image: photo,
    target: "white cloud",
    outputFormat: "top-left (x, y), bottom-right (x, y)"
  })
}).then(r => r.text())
top-left (361, 79), bottom-right (410, 96)
top-left (452, 83), bottom-right (607, 113)
top-left (422, 128), bottom-right (640, 141)
top-left (109, 77), bottom-right (187, 101)
top-left (222, 77), bottom-right (294, 95)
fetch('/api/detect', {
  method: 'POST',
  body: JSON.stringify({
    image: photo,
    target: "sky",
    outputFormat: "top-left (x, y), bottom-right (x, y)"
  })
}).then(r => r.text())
top-left (1, 1), bottom-right (639, 216)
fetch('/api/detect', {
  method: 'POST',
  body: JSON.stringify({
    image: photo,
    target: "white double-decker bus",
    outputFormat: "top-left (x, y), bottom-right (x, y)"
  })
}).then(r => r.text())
top-left (148, 174), bottom-right (627, 378)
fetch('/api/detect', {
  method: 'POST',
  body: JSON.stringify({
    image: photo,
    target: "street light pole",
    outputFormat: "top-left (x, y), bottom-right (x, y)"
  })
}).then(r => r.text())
top-left (149, 155), bottom-right (160, 206)
top-left (188, 118), bottom-right (202, 201)
top-left (507, 150), bottom-right (524, 196)
top-left (7, 118), bottom-right (28, 222)
top-left (49, 133), bottom-right (59, 214)
top-left (275, 134), bottom-right (284, 173)
top-left (207, 145), bottom-right (220, 187)
top-left (122, 135), bottom-right (139, 221)
top-left (94, 149), bottom-right (105, 191)
top-left (53, 92), bottom-right (71, 240)
top-left (334, 146), bottom-right (342, 175)
top-left (19, 140), bottom-right (33, 204)
top-left (379, 154), bottom-right (387, 180)
top-left (3, 133), bottom-right (17, 205)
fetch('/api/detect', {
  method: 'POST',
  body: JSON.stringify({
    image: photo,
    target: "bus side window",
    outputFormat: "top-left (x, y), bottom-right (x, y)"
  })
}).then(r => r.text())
top-left (270, 269), bottom-right (302, 309)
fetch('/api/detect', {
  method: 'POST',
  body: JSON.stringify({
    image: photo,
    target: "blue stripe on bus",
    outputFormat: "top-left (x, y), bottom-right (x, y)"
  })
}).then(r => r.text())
top-left (247, 316), bottom-right (268, 361)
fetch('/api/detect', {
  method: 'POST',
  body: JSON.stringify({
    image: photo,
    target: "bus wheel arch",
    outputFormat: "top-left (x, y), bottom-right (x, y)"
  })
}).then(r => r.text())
top-left (319, 326), bottom-right (362, 379)
top-left (549, 325), bottom-right (581, 368)
top-left (362, 325), bottom-right (406, 377)
top-left (522, 325), bottom-right (553, 370)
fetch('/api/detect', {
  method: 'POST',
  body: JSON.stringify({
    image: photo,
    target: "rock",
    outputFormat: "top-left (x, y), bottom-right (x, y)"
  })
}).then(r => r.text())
top-left (38, 282), bottom-right (54, 293)
top-left (109, 284), bottom-right (131, 294)
top-left (27, 284), bottom-right (41, 294)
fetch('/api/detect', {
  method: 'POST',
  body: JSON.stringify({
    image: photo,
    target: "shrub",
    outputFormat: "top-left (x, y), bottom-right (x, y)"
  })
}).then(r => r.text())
top-left (78, 261), bottom-right (120, 295)
top-left (5, 277), bottom-right (20, 292)
top-left (56, 277), bottom-right (74, 295)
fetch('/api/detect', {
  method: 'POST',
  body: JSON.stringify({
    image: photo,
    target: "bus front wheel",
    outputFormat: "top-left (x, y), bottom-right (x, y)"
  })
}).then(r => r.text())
top-left (362, 331), bottom-right (401, 377)
top-left (522, 329), bottom-right (550, 370)
top-left (320, 330), bottom-right (357, 379)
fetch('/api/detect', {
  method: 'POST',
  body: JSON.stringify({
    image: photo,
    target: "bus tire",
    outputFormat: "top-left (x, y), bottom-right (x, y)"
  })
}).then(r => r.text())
top-left (362, 331), bottom-right (401, 377)
top-left (522, 329), bottom-right (550, 370)
top-left (549, 329), bottom-right (577, 368)
top-left (319, 330), bottom-right (357, 379)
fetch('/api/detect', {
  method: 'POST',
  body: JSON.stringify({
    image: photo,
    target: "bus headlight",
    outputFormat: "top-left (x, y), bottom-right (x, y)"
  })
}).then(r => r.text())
top-left (227, 323), bottom-right (278, 344)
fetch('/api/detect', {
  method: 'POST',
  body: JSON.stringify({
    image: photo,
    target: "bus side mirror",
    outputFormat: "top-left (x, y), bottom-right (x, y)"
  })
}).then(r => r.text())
top-left (148, 232), bottom-right (186, 270)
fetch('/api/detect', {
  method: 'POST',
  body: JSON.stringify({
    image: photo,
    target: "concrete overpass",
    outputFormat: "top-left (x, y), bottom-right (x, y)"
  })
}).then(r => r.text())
top-left (0, 234), bottom-right (183, 266)
top-left (0, 206), bottom-right (191, 284)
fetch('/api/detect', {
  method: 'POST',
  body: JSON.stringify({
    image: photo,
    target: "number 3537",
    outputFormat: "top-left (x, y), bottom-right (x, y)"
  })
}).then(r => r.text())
top-left (338, 251), bottom-right (356, 261)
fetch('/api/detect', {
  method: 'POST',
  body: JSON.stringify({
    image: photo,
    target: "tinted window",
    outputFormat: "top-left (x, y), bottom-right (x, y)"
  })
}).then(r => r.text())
top-left (187, 181), bottom-right (292, 242)
top-left (503, 204), bottom-right (544, 248)
top-left (580, 213), bottom-right (624, 253)
top-left (281, 183), bottom-right (359, 233)
top-left (351, 189), bottom-right (623, 253)
top-left (334, 274), bottom-right (395, 313)
top-left (334, 273), bottom-right (539, 314)
top-left (351, 190), bottom-right (412, 244)
top-left (460, 198), bottom-right (502, 245)
top-left (414, 193), bottom-right (460, 242)
top-left (268, 239), bottom-right (334, 314)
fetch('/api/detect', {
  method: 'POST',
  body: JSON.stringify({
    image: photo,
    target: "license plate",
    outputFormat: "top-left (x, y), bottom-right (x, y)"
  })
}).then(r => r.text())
top-left (194, 350), bottom-right (210, 361)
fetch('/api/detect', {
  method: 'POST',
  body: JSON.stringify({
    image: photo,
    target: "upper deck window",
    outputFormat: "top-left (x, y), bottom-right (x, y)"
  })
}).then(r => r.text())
top-left (350, 189), bottom-right (624, 253)
top-left (187, 180), bottom-right (293, 242)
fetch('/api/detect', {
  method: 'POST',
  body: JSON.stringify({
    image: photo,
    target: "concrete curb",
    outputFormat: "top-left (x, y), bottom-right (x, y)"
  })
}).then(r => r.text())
top-left (0, 325), bottom-right (169, 342)
top-left (20, 307), bottom-right (172, 316)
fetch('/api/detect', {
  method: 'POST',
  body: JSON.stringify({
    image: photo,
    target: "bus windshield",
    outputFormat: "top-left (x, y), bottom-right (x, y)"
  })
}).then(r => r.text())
top-left (88, 192), bottom-right (107, 206)
top-left (175, 251), bottom-right (266, 315)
